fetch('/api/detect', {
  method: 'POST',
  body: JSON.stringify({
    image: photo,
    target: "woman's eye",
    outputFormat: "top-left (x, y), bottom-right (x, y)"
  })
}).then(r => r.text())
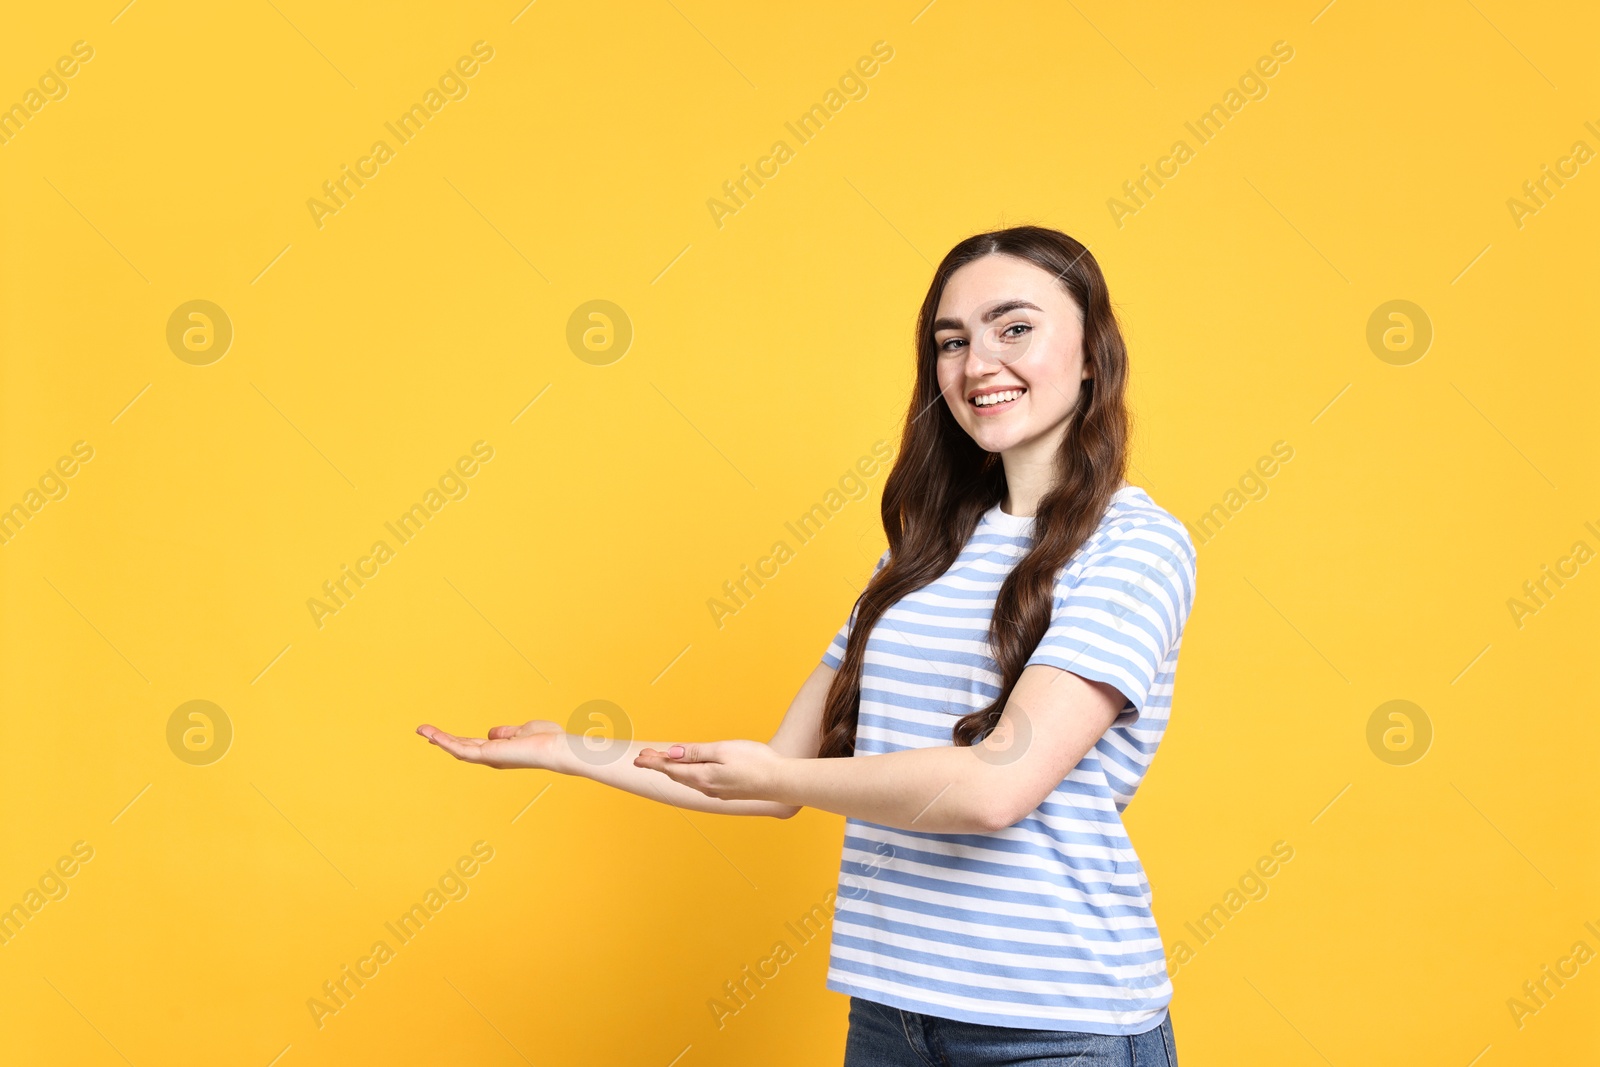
top-left (1002, 322), bottom-right (1032, 340)
top-left (939, 337), bottom-right (966, 352)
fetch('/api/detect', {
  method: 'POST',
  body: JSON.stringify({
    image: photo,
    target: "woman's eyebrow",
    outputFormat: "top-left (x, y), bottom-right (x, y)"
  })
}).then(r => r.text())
top-left (932, 299), bottom-right (1043, 332)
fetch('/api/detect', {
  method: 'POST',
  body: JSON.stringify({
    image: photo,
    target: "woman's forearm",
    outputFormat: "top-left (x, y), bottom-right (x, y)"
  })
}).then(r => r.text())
top-left (769, 746), bottom-right (999, 834)
top-left (548, 736), bottom-right (798, 819)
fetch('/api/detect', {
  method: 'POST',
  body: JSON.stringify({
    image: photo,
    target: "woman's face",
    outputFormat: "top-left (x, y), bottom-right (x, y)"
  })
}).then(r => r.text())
top-left (932, 253), bottom-right (1090, 456)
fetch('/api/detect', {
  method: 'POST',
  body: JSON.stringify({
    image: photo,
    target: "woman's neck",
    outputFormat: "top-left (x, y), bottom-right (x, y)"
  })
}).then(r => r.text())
top-left (1001, 478), bottom-right (1129, 518)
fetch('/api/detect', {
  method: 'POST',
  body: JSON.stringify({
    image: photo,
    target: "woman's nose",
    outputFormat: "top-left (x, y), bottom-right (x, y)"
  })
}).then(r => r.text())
top-left (967, 332), bottom-right (1006, 372)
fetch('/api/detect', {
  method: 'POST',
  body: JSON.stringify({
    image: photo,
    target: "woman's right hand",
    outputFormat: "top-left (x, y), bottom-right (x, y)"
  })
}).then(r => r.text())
top-left (416, 718), bottom-right (567, 771)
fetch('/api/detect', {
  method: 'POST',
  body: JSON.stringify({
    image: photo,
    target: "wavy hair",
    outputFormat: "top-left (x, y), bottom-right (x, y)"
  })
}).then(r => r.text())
top-left (817, 225), bottom-right (1131, 759)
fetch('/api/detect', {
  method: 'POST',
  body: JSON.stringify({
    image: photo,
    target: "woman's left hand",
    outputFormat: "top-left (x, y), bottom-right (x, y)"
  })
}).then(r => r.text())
top-left (633, 739), bottom-right (785, 802)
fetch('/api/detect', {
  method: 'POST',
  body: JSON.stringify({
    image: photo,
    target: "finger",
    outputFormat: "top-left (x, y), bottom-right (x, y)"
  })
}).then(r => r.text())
top-left (517, 719), bottom-right (563, 732)
top-left (487, 725), bottom-right (518, 740)
top-left (635, 748), bottom-right (686, 777)
top-left (634, 747), bottom-right (670, 770)
top-left (671, 742), bottom-right (720, 764)
top-left (441, 737), bottom-right (489, 763)
top-left (436, 729), bottom-right (489, 746)
top-left (637, 746), bottom-right (691, 766)
top-left (420, 728), bottom-right (489, 763)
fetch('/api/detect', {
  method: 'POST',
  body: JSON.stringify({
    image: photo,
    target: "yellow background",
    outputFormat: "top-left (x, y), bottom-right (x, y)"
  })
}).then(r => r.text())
top-left (2, 1), bottom-right (1596, 1063)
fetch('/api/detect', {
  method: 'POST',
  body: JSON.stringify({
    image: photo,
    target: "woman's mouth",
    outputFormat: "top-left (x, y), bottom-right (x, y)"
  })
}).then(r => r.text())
top-left (969, 387), bottom-right (1026, 415)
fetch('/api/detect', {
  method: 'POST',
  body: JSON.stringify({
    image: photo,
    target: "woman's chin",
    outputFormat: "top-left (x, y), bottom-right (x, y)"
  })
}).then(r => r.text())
top-left (967, 425), bottom-right (1027, 453)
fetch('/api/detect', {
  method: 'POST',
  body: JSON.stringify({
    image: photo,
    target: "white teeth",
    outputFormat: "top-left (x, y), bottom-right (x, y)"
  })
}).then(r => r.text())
top-left (972, 389), bottom-right (1025, 407)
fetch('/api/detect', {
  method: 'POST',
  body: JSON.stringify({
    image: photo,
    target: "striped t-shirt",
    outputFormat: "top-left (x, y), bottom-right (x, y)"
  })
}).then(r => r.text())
top-left (819, 484), bottom-right (1198, 1034)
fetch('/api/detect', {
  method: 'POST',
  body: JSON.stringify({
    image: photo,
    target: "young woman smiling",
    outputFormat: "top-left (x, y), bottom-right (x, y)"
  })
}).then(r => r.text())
top-left (418, 225), bottom-right (1196, 1066)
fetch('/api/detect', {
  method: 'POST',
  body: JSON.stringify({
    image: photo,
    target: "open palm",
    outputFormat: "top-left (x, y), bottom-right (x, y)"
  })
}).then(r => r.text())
top-left (416, 718), bottom-right (566, 770)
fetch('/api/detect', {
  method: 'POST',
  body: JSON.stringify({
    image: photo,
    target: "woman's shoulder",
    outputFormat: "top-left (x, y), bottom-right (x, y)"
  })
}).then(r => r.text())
top-left (1102, 485), bottom-right (1195, 556)
top-left (1062, 485), bottom-right (1197, 591)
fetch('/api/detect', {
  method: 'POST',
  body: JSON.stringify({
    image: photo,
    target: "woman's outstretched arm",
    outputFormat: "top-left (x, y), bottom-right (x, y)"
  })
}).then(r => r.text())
top-left (634, 664), bottom-right (1126, 834)
top-left (416, 660), bottom-right (839, 820)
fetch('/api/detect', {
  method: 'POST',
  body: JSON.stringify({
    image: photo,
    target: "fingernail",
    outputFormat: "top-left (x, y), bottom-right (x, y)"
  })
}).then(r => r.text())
top-left (668, 744), bottom-right (684, 758)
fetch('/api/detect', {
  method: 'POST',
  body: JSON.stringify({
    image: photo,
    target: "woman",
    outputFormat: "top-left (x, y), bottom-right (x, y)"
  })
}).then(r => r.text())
top-left (418, 225), bottom-right (1196, 1065)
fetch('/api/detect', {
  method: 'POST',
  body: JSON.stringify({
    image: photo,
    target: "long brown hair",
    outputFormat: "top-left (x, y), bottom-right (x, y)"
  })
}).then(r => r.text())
top-left (817, 225), bottom-right (1131, 759)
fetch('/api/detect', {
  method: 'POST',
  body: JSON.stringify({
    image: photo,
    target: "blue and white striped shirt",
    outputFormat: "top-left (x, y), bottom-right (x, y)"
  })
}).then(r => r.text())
top-left (819, 485), bottom-right (1198, 1034)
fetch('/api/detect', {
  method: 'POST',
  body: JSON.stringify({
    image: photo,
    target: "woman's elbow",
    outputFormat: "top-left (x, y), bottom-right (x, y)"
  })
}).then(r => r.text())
top-left (974, 796), bottom-right (1026, 833)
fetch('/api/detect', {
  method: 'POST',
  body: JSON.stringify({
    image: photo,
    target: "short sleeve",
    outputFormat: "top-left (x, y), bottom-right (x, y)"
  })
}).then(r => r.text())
top-left (1024, 521), bottom-right (1197, 719)
top-left (821, 548), bottom-right (891, 670)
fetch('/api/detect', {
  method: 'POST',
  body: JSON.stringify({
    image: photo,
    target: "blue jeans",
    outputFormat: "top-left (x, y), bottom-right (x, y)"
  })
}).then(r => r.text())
top-left (842, 996), bottom-right (1178, 1066)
